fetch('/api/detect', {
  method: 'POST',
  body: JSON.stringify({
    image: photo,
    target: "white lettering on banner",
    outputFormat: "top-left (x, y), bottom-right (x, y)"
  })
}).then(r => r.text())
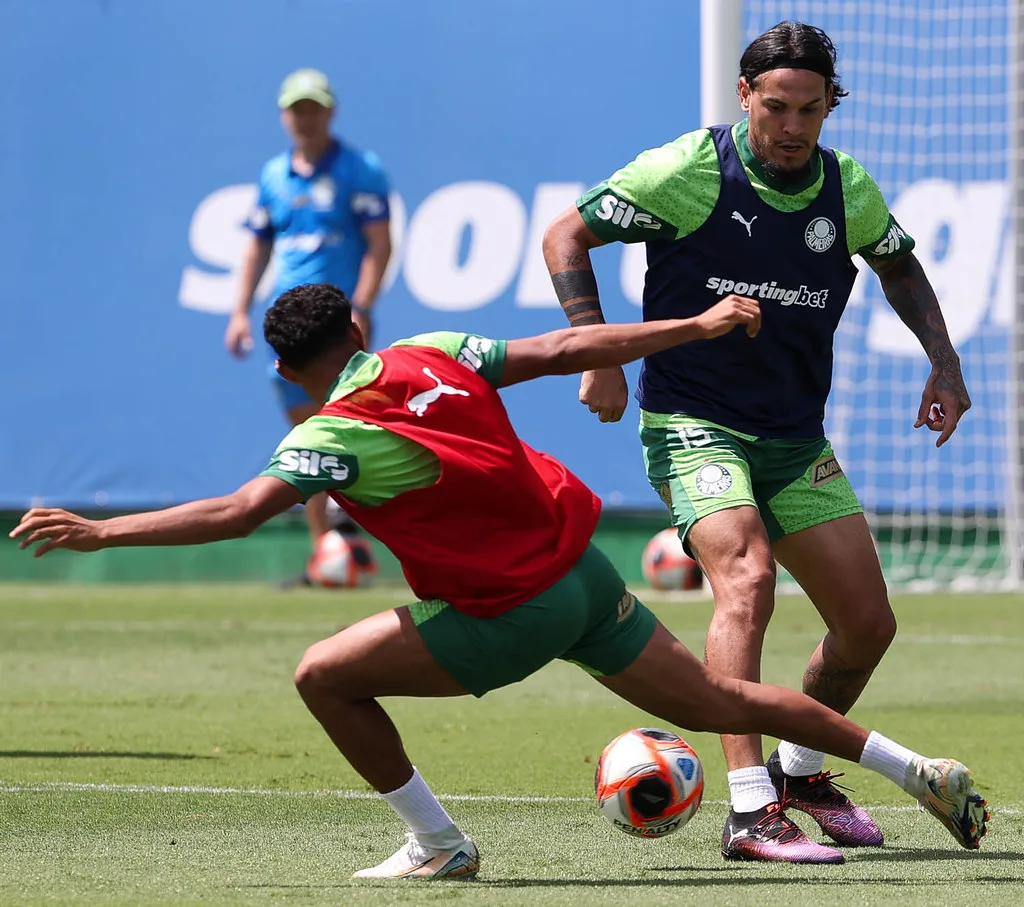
top-left (863, 179), bottom-right (1010, 355)
top-left (515, 182), bottom-right (585, 307)
top-left (620, 243), bottom-right (647, 307)
top-left (403, 182), bottom-right (526, 311)
top-left (178, 187), bottom-right (405, 315)
top-left (178, 185), bottom-right (277, 314)
top-left (179, 179), bottom-right (1010, 341)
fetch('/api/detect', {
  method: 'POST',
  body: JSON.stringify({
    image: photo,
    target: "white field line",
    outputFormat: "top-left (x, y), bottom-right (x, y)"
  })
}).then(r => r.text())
top-left (0, 781), bottom-right (1019, 815)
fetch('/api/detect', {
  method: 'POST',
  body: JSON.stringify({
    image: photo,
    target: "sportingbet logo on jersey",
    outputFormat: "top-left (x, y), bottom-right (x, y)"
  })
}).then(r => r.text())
top-left (705, 276), bottom-right (828, 309)
top-left (594, 194), bottom-right (663, 231)
top-left (277, 450), bottom-right (356, 481)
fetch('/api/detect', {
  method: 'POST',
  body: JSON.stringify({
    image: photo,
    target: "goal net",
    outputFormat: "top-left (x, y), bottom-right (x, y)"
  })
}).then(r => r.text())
top-left (742, 1), bottom-right (1018, 589)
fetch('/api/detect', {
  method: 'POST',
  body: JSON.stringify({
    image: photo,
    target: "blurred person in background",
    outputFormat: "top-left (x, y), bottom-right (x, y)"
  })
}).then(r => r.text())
top-left (224, 68), bottom-right (392, 588)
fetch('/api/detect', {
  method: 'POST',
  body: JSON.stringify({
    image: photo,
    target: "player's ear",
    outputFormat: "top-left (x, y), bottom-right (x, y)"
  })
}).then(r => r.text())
top-left (738, 77), bottom-right (753, 112)
top-left (349, 321), bottom-right (367, 352)
top-left (275, 360), bottom-right (300, 385)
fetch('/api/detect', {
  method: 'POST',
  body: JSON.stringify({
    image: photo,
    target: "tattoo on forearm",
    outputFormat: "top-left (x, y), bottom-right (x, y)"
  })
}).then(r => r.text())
top-left (551, 269), bottom-right (604, 326)
top-left (879, 254), bottom-right (971, 412)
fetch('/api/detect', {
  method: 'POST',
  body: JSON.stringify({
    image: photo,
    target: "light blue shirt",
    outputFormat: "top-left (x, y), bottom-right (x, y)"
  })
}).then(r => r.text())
top-left (246, 138), bottom-right (390, 300)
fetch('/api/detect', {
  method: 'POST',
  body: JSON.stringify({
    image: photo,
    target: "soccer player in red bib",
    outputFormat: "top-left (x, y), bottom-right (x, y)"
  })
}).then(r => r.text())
top-left (13, 284), bottom-right (986, 879)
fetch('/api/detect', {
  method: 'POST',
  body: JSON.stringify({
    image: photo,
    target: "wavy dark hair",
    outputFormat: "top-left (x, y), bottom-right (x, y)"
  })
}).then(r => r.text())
top-left (263, 283), bottom-right (352, 370)
top-left (740, 21), bottom-right (848, 110)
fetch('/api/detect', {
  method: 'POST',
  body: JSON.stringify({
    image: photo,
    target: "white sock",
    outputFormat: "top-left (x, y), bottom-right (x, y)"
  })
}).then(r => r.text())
top-left (778, 741), bottom-right (826, 777)
top-left (381, 767), bottom-right (465, 849)
top-left (728, 766), bottom-right (779, 813)
top-left (858, 731), bottom-right (921, 794)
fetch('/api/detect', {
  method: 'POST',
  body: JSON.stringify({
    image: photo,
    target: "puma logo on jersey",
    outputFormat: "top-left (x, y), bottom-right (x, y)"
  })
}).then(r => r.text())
top-left (731, 211), bottom-right (757, 236)
top-left (407, 367), bottom-right (470, 417)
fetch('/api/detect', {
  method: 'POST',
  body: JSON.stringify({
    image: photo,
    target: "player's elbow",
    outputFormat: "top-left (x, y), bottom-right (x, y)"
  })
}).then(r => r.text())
top-left (542, 209), bottom-right (579, 266)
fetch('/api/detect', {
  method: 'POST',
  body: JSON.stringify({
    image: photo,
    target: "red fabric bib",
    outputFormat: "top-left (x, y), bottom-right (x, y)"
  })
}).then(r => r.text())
top-left (324, 347), bottom-right (601, 616)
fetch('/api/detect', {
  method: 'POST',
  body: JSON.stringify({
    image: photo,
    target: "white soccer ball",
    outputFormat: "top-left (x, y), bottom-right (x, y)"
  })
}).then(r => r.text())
top-left (595, 727), bottom-right (704, 838)
top-left (307, 530), bottom-right (375, 589)
top-left (641, 528), bottom-right (703, 591)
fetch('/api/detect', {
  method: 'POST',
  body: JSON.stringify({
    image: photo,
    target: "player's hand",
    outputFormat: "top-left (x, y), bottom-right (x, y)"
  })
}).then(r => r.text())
top-left (915, 354), bottom-right (971, 447)
top-left (225, 311), bottom-right (254, 359)
top-left (694, 295), bottom-right (761, 340)
top-left (580, 367), bottom-right (629, 423)
top-left (9, 508), bottom-right (106, 557)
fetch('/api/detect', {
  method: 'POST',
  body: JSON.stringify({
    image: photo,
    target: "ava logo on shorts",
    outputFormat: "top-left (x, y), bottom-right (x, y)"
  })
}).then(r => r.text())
top-left (810, 454), bottom-right (844, 488)
top-left (616, 591), bottom-right (637, 623)
top-left (695, 463), bottom-right (733, 496)
top-left (805, 217), bottom-right (837, 252)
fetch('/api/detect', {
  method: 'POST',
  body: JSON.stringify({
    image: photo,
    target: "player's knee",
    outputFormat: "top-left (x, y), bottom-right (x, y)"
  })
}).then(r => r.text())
top-left (709, 555), bottom-right (777, 631)
top-left (836, 605), bottom-right (897, 663)
top-left (294, 640), bottom-right (353, 699)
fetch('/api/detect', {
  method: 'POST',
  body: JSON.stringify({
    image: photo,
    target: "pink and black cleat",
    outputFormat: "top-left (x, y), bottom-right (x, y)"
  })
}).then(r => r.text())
top-left (721, 802), bottom-right (845, 864)
top-left (767, 749), bottom-right (884, 847)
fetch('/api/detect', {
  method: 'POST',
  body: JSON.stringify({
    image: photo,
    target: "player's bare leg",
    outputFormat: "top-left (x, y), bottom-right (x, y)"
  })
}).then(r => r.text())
top-left (599, 622), bottom-right (988, 855)
top-left (768, 513), bottom-right (895, 845)
top-left (294, 607), bottom-right (479, 879)
top-left (685, 508), bottom-right (838, 860)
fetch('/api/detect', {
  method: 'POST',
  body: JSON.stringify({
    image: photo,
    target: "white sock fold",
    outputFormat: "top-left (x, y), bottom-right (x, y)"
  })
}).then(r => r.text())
top-left (778, 741), bottom-right (826, 777)
top-left (728, 765), bottom-right (778, 814)
top-left (381, 767), bottom-right (465, 848)
top-left (858, 731), bottom-right (921, 794)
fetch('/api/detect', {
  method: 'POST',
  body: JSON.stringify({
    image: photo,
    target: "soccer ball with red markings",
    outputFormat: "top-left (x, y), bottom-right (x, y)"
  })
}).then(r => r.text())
top-left (307, 530), bottom-right (376, 589)
top-left (641, 528), bottom-right (703, 591)
top-left (595, 728), bottom-right (704, 838)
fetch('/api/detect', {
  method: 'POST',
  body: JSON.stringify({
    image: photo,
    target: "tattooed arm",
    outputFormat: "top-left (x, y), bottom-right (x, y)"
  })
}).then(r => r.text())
top-left (869, 252), bottom-right (971, 447)
top-left (542, 207), bottom-right (629, 422)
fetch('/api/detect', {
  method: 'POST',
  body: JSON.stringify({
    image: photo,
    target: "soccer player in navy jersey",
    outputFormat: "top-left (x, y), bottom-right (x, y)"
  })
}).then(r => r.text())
top-left (543, 21), bottom-right (973, 862)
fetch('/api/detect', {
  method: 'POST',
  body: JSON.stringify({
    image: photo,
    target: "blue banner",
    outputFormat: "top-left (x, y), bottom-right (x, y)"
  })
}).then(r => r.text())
top-left (0, 0), bottom-right (1010, 512)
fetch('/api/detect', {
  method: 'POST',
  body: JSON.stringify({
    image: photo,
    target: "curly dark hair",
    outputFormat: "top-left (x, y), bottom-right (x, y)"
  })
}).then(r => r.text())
top-left (740, 21), bottom-right (848, 111)
top-left (263, 283), bottom-right (352, 370)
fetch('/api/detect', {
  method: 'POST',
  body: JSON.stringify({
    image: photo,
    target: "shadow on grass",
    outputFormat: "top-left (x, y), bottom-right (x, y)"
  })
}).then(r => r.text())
top-left (0, 750), bottom-right (213, 760)
top-left (850, 847), bottom-right (1024, 863)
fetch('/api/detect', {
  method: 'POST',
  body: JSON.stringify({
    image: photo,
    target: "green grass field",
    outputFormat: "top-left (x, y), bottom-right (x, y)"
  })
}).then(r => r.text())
top-left (1, 584), bottom-right (1022, 906)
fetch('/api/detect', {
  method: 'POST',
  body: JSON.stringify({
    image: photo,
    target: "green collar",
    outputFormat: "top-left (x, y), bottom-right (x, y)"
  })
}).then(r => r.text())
top-left (325, 349), bottom-right (375, 401)
top-left (733, 118), bottom-right (821, 195)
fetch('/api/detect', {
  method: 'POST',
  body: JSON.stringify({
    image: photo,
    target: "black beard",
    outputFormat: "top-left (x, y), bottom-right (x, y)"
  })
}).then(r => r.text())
top-left (749, 132), bottom-right (814, 186)
top-left (760, 155), bottom-right (814, 186)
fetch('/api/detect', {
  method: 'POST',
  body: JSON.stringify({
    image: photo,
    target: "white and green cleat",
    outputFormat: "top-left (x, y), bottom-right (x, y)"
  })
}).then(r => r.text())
top-left (353, 833), bottom-right (480, 880)
top-left (909, 758), bottom-right (990, 850)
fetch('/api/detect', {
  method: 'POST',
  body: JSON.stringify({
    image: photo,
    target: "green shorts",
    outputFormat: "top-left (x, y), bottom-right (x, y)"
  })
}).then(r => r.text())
top-left (640, 411), bottom-right (863, 548)
top-left (408, 543), bottom-right (657, 697)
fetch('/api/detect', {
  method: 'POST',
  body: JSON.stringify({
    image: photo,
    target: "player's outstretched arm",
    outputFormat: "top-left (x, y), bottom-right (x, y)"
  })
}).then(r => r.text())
top-left (10, 477), bottom-right (303, 557)
top-left (499, 295), bottom-right (760, 388)
top-left (870, 251), bottom-right (971, 447)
